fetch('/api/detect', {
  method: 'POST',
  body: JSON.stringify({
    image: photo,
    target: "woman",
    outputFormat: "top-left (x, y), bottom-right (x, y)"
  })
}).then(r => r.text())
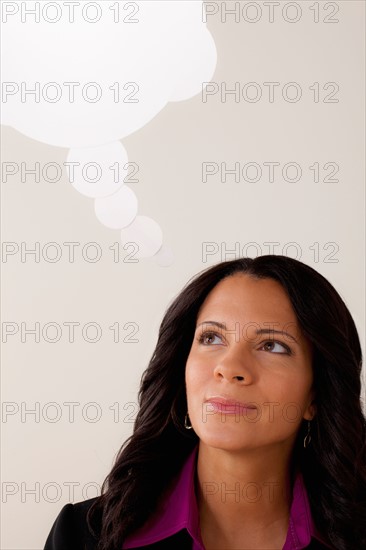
top-left (44, 255), bottom-right (366, 550)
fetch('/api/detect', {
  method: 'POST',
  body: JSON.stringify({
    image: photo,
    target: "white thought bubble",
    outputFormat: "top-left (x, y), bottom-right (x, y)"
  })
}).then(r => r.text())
top-left (2, 1), bottom-right (217, 261)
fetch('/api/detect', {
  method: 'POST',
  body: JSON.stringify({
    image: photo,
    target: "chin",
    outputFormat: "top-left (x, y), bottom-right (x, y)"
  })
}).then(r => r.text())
top-left (195, 425), bottom-right (256, 451)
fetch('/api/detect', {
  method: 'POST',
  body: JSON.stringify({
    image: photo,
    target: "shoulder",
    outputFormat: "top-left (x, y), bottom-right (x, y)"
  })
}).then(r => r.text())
top-left (44, 497), bottom-right (102, 550)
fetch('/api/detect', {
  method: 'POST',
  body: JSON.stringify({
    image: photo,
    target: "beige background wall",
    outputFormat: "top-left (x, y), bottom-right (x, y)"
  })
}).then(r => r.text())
top-left (1, 1), bottom-right (365, 548)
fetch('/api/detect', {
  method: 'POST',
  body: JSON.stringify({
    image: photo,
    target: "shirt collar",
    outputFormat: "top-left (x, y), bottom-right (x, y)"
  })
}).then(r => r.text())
top-left (123, 443), bottom-right (330, 549)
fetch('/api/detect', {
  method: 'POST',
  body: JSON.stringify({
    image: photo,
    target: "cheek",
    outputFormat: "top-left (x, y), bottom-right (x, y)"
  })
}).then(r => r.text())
top-left (185, 358), bottom-right (198, 389)
top-left (254, 369), bottom-right (313, 416)
top-left (271, 374), bottom-right (314, 420)
top-left (185, 357), bottom-right (207, 398)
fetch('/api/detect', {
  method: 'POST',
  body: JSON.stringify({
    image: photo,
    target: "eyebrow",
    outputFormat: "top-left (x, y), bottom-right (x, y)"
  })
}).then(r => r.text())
top-left (196, 320), bottom-right (299, 344)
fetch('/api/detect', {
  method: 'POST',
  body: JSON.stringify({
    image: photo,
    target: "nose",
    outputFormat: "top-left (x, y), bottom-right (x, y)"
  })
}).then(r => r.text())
top-left (213, 345), bottom-right (254, 384)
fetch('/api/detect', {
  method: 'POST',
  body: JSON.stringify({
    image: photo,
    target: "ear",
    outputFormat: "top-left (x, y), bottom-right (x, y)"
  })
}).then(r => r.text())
top-left (304, 391), bottom-right (316, 421)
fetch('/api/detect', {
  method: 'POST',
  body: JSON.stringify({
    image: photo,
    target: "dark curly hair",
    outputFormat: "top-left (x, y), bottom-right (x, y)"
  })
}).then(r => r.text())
top-left (87, 255), bottom-right (366, 550)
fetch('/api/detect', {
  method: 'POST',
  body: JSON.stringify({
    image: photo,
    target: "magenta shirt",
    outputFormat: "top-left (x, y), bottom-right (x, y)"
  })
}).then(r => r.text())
top-left (123, 443), bottom-right (331, 549)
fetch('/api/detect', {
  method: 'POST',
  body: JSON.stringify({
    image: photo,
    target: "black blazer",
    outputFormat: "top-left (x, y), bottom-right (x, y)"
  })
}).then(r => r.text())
top-left (44, 497), bottom-right (194, 550)
top-left (44, 497), bottom-right (331, 550)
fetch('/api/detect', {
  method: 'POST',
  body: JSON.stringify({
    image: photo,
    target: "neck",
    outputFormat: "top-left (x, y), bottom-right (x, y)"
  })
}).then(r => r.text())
top-left (195, 442), bottom-right (297, 548)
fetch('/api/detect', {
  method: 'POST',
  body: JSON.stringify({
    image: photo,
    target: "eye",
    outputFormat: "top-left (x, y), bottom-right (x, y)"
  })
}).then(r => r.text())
top-left (260, 340), bottom-right (292, 355)
top-left (196, 330), bottom-right (223, 346)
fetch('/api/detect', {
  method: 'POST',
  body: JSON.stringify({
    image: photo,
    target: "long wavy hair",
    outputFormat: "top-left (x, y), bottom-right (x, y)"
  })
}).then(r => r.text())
top-left (87, 255), bottom-right (366, 550)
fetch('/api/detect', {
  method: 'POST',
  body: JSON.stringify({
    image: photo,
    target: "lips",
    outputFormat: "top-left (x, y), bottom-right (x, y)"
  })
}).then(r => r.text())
top-left (204, 396), bottom-right (257, 410)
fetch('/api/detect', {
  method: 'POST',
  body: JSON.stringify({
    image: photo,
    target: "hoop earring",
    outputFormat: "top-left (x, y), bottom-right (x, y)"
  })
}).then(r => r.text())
top-left (303, 420), bottom-right (312, 448)
top-left (184, 412), bottom-right (193, 430)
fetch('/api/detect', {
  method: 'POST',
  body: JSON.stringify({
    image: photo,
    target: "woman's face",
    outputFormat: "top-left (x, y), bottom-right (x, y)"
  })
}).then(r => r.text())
top-left (185, 274), bottom-right (316, 453)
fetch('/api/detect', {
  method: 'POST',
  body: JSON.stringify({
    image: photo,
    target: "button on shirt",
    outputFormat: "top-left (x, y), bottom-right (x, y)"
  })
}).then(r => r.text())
top-left (123, 444), bottom-right (331, 550)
